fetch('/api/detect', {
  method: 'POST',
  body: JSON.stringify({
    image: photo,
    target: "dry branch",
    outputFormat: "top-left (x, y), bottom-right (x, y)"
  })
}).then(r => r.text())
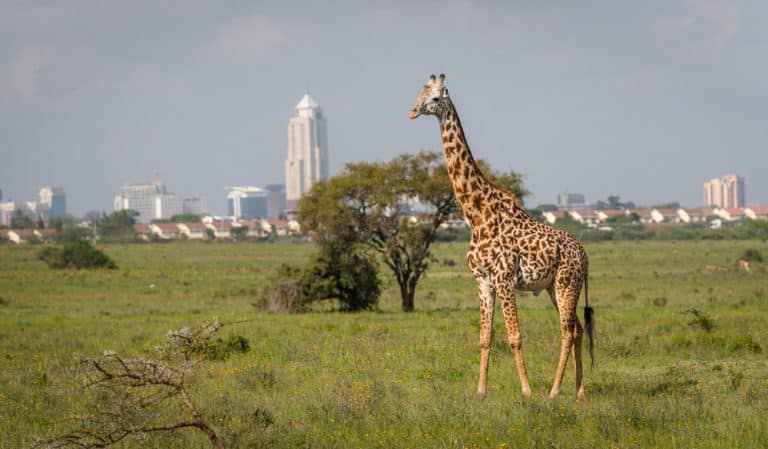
top-left (39, 318), bottom-right (244, 449)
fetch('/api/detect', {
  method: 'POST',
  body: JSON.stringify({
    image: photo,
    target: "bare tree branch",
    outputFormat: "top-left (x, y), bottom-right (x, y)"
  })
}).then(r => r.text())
top-left (40, 318), bottom-right (243, 449)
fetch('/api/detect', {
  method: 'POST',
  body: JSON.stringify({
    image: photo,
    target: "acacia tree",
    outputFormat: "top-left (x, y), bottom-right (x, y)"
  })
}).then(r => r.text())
top-left (300, 151), bottom-right (526, 312)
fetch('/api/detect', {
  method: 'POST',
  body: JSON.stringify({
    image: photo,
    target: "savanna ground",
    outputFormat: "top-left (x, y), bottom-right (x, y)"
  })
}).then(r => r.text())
top-left (0, 239), bottom-right (766, 448)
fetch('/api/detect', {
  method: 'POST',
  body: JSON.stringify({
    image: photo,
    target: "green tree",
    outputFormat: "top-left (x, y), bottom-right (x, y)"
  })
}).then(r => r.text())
top-left (300, 150), bottom-right (526, 312)
top-left (97, 210), bottom-right (139, 241)
top-left (171, 214), bottom-right (202, 223)
top-left (10, 210), bottom-right (33, 229)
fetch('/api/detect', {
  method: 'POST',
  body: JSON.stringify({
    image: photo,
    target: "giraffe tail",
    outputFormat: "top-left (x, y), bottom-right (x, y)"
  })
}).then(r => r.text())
top-left (584, 272), bottom-right (595, 368)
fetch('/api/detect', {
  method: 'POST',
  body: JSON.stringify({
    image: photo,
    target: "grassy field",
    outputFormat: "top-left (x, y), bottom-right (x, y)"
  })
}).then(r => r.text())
top-left (1, 239), bottom-right (767, 448)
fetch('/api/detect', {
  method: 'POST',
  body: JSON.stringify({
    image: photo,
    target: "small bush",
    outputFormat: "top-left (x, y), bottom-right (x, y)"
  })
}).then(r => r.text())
top-left (301, 240), bottom-right (381, 311)
top-left (684, 308), bottom-right (715, 332)
top-left (37, 241), bottom-right (117, 270)
top-left (203, 334), bottom-right (250, 361)
top-left (264, 241), bottom-right (381, 313)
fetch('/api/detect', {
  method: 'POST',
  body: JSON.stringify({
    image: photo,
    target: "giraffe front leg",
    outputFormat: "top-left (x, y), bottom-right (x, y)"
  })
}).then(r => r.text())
top-left (497, 283), bottom-right (532, 397)
top-left (476, 278), bottom-right (495, 398)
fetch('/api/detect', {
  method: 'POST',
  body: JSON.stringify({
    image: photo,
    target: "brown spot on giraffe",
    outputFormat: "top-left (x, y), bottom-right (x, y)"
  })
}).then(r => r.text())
top-left (410, 73), bottom-right (593, 400)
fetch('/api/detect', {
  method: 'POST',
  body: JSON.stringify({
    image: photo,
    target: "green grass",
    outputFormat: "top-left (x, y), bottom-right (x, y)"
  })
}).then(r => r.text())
top-left (1, 240), bottom-right (767, 448)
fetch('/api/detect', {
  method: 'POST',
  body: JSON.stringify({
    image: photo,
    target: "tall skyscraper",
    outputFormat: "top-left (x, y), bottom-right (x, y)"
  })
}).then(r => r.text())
top-left (704, 173), bottom-right (745, 208)
top-left (285, 92), bottom-right (328, 210)
top-left (39, 186), bottom-right (66, 218)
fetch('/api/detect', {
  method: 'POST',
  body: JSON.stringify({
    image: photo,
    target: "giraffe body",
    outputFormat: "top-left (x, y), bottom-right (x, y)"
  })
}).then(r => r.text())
top-left (410, 74), bottom-right (593, 399)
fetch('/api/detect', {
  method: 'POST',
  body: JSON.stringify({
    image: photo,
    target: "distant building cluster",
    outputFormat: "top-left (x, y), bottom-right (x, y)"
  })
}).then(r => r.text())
top-left (704, 173), bottom-right (745, 208)
top-left (113, 174), bottom-right (204, 223)
top-left (0, 186), bottom-right (66, 227)
top-left (557, 193), bottom-right (586, 211)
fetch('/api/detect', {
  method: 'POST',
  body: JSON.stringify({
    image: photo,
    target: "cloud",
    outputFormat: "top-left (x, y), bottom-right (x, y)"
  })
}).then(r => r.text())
top-left (692, 0), bottom-right (742, 49)
top-left (213, 11), bottom-right (284, 59)
top-left (655, 0), bottom-right (742, 51)
top-left (0, 44), bottom-right (53, 103)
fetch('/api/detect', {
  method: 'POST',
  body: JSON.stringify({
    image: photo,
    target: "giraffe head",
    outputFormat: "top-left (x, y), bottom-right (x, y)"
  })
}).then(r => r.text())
top-left (409, 73), bottom-right (450, 120)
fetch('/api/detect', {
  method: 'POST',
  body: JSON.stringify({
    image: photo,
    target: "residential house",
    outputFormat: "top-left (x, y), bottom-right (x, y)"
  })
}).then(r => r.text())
top-left (178, 222), bottom-right (208, 240)
top-left (150, 223), bottom-right (180, 240)
top-left (133, 223), bottom-right (152, 241)
top-left (206, 220), bottom-right (232, 239)
top-left (745, 206), bottom-right (768, 220)
top-left (650, 208), bottom-right (679, 224)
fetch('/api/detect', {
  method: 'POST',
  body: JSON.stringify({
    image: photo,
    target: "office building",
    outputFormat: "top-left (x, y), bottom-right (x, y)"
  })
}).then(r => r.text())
top-left (39, 186), bottom-right (66, 218)
top-left (704, 174), bottom-right (745, 208)
top-left (285, 92), bottom-right (328, 210)
top-left (227, 186), bottom-right (268, 220)
top-left (557, 193), bottom-right (586, 211)
top-left (114, 174), bottom-right (203, 223)
top-left (265, 184), bottom-right (286, 218)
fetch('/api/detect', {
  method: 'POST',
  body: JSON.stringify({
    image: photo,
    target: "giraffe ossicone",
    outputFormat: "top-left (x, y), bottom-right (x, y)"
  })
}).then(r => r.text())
top-left (410, 73), bottom-right (594, 399)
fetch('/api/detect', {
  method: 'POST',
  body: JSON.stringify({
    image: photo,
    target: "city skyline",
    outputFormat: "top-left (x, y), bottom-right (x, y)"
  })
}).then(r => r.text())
top-left (2, 2), bottom-right (767, 215)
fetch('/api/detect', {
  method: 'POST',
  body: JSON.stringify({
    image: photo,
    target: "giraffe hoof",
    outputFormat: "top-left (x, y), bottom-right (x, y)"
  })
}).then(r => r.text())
top-left (548, 390), bottom-right (560, 400)
top-left (477, 390), bottom-right (487, 400)
top-left (576, 390), bottom-right (585, 400)
top-left (521, 387), bottom-right (532, 398)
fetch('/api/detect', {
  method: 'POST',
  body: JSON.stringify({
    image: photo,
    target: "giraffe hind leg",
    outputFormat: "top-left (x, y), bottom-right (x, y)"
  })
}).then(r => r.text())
top-left (548, 285), bottom-right (579, 399)
top-left (572, 316), bottom-right (585, 399)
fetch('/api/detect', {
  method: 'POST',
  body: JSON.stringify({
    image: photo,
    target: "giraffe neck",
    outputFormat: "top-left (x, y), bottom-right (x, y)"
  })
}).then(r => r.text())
top-left (439, 102), bottom-right (492, 228)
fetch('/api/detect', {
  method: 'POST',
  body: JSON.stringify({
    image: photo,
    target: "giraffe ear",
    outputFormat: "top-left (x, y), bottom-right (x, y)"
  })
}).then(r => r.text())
top-left (442, 87), bottom-right (449, 98)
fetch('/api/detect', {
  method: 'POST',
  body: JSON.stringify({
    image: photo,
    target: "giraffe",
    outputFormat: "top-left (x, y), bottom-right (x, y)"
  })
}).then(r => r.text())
top-left (409, 74), bottom-right (594, 399)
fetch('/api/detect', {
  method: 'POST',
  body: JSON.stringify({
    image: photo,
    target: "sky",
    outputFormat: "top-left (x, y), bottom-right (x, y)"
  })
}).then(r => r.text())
top-left (1, 0), bottom-right (766, 216)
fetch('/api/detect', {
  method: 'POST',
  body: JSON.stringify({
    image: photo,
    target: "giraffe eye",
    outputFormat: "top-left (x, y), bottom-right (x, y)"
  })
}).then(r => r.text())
top-left (431, 97), bottom-right (439, 102)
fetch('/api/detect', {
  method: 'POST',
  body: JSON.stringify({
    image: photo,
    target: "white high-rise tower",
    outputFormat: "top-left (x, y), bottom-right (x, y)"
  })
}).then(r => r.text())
top-left (285, 92), bottom-right (328, 210)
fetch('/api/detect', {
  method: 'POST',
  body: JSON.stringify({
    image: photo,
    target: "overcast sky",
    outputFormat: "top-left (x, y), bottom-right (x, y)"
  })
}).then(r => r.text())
top-left (1, 0), bottom-right (766, 216)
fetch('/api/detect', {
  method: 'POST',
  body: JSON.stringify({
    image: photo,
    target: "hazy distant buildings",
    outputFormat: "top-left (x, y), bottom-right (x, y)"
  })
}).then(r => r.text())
top-left (227, 186), bottom-right (268, 220)
top-left (0, 201), bottom-right (19, 226)
top-left (114, 175), bottom-right (204, 223)
top-left (39, 187), bottom-right (66, 218)
top-left (114, 179), bottom-right (165, 223)
top-left (182, 197), bottom-right (204, 216)
top-left (557, 193), bottom-right (586, 210)
top-left (285, 92), bottom-right (328, 210)
top-left (0, 186), bottom-right (66, 226)
top-left (704, 174), bottom-right (745, 208)
top-left (265, 184), bottom-right (286, 218)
